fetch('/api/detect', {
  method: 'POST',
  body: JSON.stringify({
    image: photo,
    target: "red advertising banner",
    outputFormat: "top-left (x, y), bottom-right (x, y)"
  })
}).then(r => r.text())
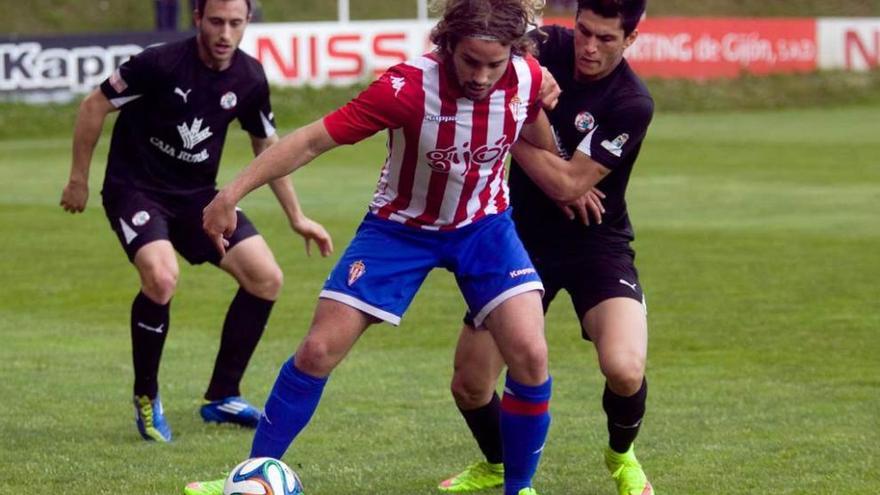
top-left (543, 17), bottom-right (818, 79)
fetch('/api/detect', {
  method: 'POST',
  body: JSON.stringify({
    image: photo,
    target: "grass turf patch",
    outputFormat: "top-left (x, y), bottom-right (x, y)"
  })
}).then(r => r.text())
top-left (1, 105), bottom-right (878, 493)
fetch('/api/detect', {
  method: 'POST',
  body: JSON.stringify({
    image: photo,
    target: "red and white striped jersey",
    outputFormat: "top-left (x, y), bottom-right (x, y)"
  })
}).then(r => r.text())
top-left (323, 52), bottom-right (543, 230)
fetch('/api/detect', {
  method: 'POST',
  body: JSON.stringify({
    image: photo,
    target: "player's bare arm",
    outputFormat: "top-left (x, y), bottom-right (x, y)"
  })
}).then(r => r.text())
top-left (61, 88), bottom-right (117, 213)
top-left (251, 134), bottom-right (334, 257)
top-left (514, 109), bottom-right (605, 225)
top-left (514, 110), bottom-right (611, 203)
top-left (204, 119), bottom-right (339, 255)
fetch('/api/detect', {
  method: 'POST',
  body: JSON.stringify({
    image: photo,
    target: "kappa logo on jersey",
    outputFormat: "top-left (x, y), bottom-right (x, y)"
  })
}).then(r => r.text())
top-left (174, 87), bottom-right (192, 103)
top-left (574, 111), bottom-right (595, 133)
top-left (177, 117), bottom-right (213, 149)
top-left (347, 260), bottom-right (366, 286)
top-left (425, 114), bottom-right (458, 123)
top-left (131, 210), bottom-right (151, 227)
top-left (425, 137), bottom-right (512, 174)
top-left (601, 133), bottom-right (629, 157)
top-left (390, 76), bottom-right (406, 97)
top-left (220, 91), bottom-right (237, 110)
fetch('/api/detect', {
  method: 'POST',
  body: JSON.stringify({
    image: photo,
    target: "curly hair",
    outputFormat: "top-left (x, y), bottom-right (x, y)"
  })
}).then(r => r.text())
top-left (430, 0), bottom-right (546, 56)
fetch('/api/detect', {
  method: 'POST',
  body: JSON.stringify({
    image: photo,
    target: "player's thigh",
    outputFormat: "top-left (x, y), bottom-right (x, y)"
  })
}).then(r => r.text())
top-left (483, 291), bottom-right (548, 385)
top-left (219, 235), bottom-right (283, 299)
top-left (294, 298), bottom-right (375, 377)
top-left (132, 240), bottom-right (180, 301)
top-left (451, 324), bottom-right (505, 406)
top-left (582, 297), bottom-right (647, 391)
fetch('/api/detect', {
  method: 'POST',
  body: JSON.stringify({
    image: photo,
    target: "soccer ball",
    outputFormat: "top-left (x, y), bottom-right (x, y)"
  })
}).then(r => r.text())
top-left (224, 457), bottom-right (304, 495)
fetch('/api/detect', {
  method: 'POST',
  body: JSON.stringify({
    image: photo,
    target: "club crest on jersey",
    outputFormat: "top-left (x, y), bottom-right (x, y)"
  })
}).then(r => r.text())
top-left (509, 95), bottom-right (526, 122)
top-left (574, 111), bottom-right (595, 133)
top-left (347, 261), bottom-right (366, 286)
top-left (220, 91), bottom-right (237, 110)
top-left (131, 210), bottom-right (151, 227)
top-left (600, 133), bottom-right (629, 158)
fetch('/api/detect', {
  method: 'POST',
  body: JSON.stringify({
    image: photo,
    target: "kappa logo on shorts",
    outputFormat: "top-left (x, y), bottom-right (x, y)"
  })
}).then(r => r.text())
top-left (347, 260), bottom-right (366, 286)
top-left (131, 210), bottom-right (151, 227)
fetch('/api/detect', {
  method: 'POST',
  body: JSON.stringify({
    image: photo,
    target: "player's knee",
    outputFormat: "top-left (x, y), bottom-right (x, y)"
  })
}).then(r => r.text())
top-left (246, 265), bottom-right (283, 300)
top-left (604, 360), bottom-right (645, 396)
top-left (505, 341), bottom-right (548, 385)
top-left (450, 373), bottom-right (494, 409)
top-left (294, 336), bottom-right (336, 377)
top-left (141, 269), bottom-right (178, 304)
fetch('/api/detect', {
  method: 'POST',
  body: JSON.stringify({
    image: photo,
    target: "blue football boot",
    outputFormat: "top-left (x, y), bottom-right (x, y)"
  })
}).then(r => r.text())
top-left (200, 396), bottom-right (261, 428)
top-left (134, 394), bottom-right (172, 442)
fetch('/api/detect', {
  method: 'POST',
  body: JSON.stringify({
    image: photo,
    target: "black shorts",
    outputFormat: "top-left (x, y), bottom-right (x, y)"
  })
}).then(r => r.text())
top-left (463, 248), bottom-right (645, 340)
top-left (102, 187), bottom-right (259, 265)
top-left (534, 249), bottom-right (645, 340)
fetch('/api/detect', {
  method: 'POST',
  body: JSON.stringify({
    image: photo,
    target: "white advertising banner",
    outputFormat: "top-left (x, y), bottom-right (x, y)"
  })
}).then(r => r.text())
top-left (240, 20), bottom-right (435, 87)
top-left (818, 18), bottom-right (880, 71)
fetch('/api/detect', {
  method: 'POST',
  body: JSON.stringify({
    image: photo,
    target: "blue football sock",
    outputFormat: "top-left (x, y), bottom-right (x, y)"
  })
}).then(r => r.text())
top-left (250, 357), bottom-right (328, 459)
top-left (500, 374), bottom-right (552, 495)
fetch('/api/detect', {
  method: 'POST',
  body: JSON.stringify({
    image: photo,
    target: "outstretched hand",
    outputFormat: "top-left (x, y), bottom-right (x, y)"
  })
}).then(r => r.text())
top-left (202, 193), bottom-right (237, 256)
top-left (290, 216), bottom-right (334, 257)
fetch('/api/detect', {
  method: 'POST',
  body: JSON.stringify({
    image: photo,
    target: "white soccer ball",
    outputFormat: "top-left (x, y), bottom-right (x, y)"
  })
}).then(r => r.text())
top-left (224, 457), bottom-right (304, 495)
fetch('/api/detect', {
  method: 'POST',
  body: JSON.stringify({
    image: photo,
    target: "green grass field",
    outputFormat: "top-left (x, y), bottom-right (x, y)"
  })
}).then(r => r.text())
top-left (1, 103), bottom-right (878, 494)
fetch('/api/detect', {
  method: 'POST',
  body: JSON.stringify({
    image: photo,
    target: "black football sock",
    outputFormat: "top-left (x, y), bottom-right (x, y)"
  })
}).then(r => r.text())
top-left (460, 392), bottom-right (504, 464)
top-left (205, 288), bottom-right (274, 401)
top-left (603, 377), bottom-right (648, 454)
top-left (131, 291), bottom-right (171, 399)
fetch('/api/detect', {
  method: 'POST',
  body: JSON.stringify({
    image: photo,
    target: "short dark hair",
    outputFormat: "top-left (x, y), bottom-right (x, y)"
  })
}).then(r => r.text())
top-left (430, 0), bottom-right (544, 57)
top-left (577, 0), bottom-right (646, 36)
top-left (196, 0), bottom-right (252, 15)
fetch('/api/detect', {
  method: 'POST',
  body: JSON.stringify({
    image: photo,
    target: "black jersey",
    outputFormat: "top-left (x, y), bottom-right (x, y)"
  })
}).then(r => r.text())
top-left (99, 37), bottom-right (276, 196)
top-left (510, 25), bottom-right (653, 256)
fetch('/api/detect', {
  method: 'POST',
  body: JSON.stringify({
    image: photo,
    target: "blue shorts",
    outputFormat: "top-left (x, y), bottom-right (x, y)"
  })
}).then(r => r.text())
top-left (321, 210), bottom-right (543, 327)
